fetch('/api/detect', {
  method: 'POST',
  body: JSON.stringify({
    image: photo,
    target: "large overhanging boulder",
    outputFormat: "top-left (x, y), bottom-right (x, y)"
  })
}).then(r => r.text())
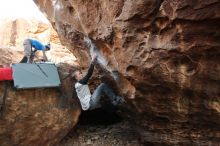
top-left (35, 0), bottom-right (220, 145)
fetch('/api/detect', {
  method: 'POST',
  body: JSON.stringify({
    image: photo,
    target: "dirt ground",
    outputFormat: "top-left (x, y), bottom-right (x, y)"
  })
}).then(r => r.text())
top-left (58, 109), bottom-right (142, 146)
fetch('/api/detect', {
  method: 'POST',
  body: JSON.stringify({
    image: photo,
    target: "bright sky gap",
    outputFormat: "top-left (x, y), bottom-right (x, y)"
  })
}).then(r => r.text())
top-left (0, 0), bottom-right (48, 23)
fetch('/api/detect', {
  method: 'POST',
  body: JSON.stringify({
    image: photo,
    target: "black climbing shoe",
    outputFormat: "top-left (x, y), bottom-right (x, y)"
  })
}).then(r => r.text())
top-left (112, 96), bottom-right (126, 106)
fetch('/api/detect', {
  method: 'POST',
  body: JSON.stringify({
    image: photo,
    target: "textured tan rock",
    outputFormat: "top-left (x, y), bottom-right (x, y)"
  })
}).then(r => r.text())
top-left (0, 47), bottom-right (23, 66)
top-left (35, 0), bottom-right (220, 145)
top-left (0, 19), bottom-right (81, 146)
top-left (0, 71), bottom-right (80, 146)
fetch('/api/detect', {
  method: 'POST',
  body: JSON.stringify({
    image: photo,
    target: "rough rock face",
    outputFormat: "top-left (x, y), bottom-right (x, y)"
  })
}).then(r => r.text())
top-left (0, 81), bottom-right (80, 146)
top-left (35, 0), bottom-right (220, 145)
top-left (0, 19), bottom-right (81, 146)
top-left (0, 47), bottom-right (23, 67)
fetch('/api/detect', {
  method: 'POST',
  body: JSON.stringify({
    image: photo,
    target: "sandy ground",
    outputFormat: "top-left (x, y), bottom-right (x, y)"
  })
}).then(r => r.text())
top-left (58, 109), bottom-right (142, 146)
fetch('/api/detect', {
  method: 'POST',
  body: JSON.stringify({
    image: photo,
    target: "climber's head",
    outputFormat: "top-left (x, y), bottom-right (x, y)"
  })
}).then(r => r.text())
top-left (72, 69), bottom-right (83, 81)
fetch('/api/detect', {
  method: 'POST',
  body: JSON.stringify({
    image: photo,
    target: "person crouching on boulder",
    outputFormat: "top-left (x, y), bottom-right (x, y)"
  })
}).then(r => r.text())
top-left (20, 39), bottom-right (51, 63)
top-left (72, 54), bottom-right (125, 111)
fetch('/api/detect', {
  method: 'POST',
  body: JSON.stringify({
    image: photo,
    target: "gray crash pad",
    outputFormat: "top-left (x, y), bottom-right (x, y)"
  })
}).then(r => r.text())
top-left (12, 63), bottom-right (61, 89)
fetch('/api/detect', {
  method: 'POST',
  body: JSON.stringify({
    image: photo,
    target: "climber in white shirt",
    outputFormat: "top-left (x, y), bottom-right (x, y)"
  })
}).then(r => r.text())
top-left (73, 54), bottom-right (125, 111)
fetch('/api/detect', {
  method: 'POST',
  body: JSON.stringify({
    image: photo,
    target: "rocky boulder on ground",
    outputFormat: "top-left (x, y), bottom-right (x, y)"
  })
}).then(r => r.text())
top-left (0, 55), bottom-right (81, 146)
top-left (0, 18), bottom-right (81, 146)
